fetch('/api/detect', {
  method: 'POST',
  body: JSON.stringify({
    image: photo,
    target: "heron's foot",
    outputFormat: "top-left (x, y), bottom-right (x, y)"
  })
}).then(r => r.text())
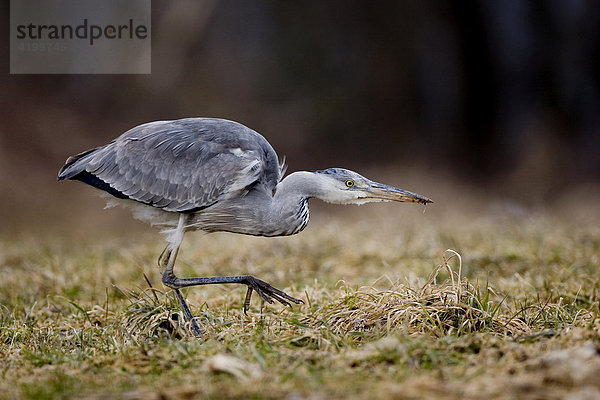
top-left (241, 275), bottom-right (303, 315)
top-left (161, 272), bottom-right (303, 316)
top-left (173, 288), bottom-right (202, 336)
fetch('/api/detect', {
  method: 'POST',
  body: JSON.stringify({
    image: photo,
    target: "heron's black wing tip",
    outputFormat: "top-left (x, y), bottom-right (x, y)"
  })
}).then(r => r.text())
top-left (71, 172), bottom-right (130, 200)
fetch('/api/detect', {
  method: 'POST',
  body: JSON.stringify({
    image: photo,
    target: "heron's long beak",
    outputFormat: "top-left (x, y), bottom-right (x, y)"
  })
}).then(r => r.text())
top-left (366, 181), bottom-right (433, 204)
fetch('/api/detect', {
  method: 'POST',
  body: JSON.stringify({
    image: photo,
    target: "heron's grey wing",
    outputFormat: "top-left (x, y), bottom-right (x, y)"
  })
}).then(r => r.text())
top-left (60, 118), bottom-right (281, 212)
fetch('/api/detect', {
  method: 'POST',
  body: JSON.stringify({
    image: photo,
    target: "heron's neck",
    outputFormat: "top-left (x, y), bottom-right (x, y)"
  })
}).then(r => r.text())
top-left (191, 172), bottom-right (325, 237)
top-left (251, 171), bottom-right (329, 236)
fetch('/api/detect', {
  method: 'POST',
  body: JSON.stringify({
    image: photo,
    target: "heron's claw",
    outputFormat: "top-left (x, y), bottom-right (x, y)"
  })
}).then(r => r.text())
top-left (243, 287), bottom-right (254, 314)
top-left (242, 276), bottom-right (303, 315)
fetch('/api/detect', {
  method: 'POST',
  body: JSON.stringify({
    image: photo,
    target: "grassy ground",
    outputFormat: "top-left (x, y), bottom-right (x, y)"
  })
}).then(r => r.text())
top-left (1, 191), bottom-right (599, 399)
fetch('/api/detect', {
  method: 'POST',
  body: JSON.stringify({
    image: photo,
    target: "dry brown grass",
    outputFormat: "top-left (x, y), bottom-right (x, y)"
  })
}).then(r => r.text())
top-left (1, 187), bottom-right (600, 399)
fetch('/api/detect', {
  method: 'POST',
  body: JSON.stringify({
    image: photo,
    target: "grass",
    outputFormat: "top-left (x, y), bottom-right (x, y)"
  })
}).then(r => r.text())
top-left (1, 195), bottom-right (600, 399)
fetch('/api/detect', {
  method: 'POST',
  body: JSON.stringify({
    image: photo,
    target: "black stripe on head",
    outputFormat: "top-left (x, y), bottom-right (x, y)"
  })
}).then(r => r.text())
top-left (313, 168), bottom-right (345, 175)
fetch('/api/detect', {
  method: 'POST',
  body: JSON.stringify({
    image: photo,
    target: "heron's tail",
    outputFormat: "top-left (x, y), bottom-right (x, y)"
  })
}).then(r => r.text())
top-left (57, 147), bottom-right (101, 181)
top-left (58, 144), bottom-right (129, 200)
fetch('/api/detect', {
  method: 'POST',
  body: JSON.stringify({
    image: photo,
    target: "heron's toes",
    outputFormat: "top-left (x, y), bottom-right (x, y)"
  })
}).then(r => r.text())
top-left (243, 276), bottom-right (303, 313)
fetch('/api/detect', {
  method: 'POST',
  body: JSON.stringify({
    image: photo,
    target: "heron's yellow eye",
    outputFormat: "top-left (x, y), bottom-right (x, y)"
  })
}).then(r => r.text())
top-left (345, 179), bottom-right (355, 188)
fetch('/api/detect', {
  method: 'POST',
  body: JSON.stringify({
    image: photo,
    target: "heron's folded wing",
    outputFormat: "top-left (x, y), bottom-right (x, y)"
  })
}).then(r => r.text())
top-left (85, 123), bottom-right (265, 212)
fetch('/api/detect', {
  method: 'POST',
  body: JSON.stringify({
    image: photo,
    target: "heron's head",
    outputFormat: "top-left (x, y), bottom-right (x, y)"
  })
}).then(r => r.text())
top-left (311, 168), bottom-right (432, 205)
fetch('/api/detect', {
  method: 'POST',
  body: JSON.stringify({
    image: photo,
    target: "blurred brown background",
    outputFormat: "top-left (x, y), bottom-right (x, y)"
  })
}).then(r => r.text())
top-left (2, 1), bottom-right (600, 235)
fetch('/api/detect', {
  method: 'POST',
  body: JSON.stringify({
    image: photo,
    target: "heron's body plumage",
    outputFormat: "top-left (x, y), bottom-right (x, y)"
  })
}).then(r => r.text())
top-left (58, 118), bottom-right (314, 237)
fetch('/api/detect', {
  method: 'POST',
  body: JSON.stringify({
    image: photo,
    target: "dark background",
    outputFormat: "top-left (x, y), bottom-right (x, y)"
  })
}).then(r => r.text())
top-left (2, 1), bottom-right (599, 232)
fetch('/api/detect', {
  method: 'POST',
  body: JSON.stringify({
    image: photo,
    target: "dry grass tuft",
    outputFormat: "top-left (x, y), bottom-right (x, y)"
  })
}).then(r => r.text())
top-left (305, 248), bottom-right (592, 343)
top-left (312, 276), bottom-right (522, 339)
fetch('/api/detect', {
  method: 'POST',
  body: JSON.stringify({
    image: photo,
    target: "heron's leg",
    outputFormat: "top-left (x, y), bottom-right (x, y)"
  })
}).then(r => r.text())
top-left (159, 247), bottom-right (202, 336)
top-left (162, 274), bottom-right (303, 315)
top-left (161, 217), bottom-right (302, 317)
top-left (159, 215), bottom-right (202, 336)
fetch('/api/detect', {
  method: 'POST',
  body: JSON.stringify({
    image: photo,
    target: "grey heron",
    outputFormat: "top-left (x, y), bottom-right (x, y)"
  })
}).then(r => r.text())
top-left (58, 118), bottom-right (432, 336)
